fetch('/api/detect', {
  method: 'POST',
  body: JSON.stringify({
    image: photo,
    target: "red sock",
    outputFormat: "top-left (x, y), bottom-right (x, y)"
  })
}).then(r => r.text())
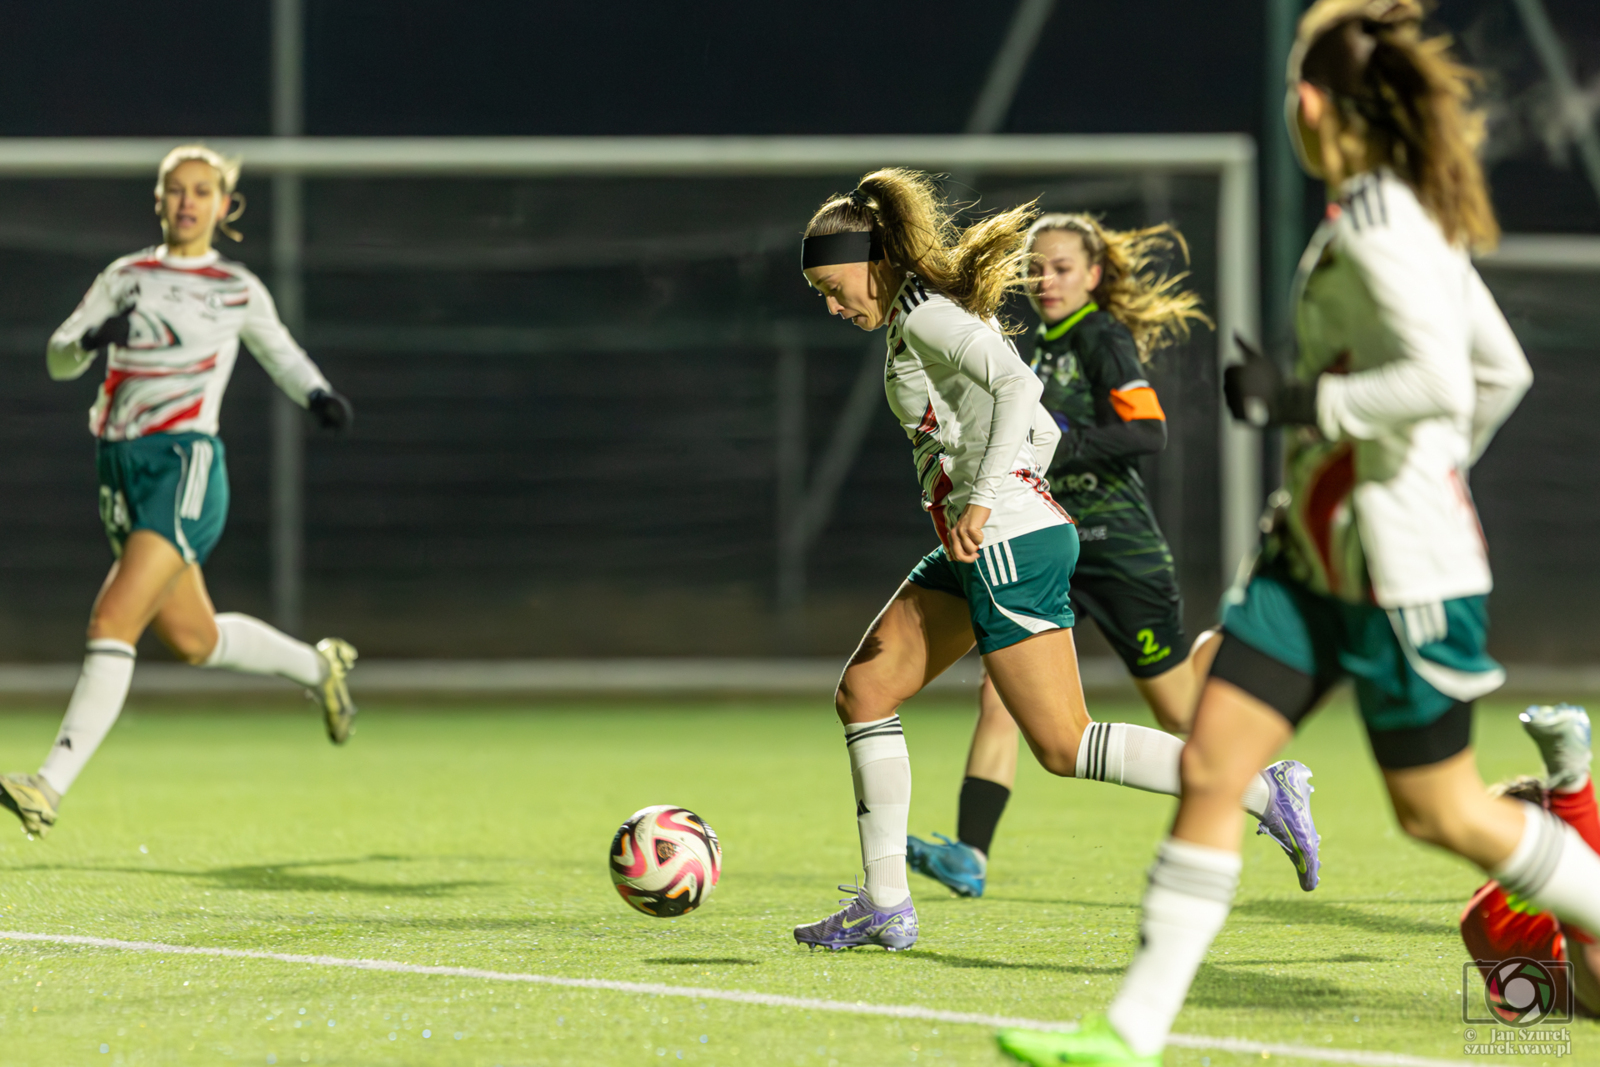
top-left (1549, 780), bottom-right (1600, 854)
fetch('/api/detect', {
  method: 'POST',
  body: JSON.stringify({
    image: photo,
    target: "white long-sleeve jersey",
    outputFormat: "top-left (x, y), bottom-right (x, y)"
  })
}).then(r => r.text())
top-left (48, 246), bottom-right (332, 441)
top-left (1286, 170), bottom-right (1532, 607)
top-left (883, 276), bottom-right (1068, 548)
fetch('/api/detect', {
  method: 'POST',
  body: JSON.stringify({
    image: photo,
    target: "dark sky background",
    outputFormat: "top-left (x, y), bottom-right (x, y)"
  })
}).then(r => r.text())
top-left (2, 0), bottom-right (1596, 231)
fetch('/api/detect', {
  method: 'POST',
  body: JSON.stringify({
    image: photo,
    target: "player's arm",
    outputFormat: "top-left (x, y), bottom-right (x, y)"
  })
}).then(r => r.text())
top-left (46, 270), bottom-right (123, 381)
top-left (239, 273), bottom-right (352, 431)
top-left (1052, 324), bottom-right (1167, 462)
top-left (904, 301), bottom-right (1043, 511)
top-left (1311, 222), bottom-right (1476, 440)
top-left (1463, 266), bottom-right (1532, 464)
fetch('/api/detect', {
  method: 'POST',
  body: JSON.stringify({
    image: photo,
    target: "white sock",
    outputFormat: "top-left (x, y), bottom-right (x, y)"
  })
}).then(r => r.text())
top-left (1107, 838), bottom-right (1241, 1057)
top-left (38, 639), bottom-right (137, 795)
top-left (1241, 773), bottom-right (1271, 820)
top-left (1075, 721), bottom-right (1274, 817)
top-left (203, 613), bottom-right (324, 687)
top-left (845, 714), bottom-right (911, 909)
top-left (1494, 802), bottom-right (1600, 933)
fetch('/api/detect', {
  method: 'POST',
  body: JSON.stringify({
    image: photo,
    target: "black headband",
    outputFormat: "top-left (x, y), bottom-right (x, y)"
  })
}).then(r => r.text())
top-left (801, 231), bottom-right (883, 269)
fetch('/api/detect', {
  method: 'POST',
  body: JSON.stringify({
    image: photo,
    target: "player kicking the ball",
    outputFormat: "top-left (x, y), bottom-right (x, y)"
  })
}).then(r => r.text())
top-left (909, 215), bottom-right (1319, 900)
top-left (792, 169), bottom-right (1319, 953)
top-left (998, 3), bottom-right (1600, 1062)
top-left (0, 145), bottom-right (358, 839)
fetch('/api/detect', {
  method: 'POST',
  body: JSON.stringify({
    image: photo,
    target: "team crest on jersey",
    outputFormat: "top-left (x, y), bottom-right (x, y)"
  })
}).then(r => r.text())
top-left (1043, 350), bottom-right (1081, 388)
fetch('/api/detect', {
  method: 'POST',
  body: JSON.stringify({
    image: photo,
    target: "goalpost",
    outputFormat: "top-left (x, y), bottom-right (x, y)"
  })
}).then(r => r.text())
top-left (0, 133), bottom-right (1261, 636)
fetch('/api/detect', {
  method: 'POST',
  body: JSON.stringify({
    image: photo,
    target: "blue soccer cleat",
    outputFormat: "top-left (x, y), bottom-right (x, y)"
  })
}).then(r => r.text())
top-left (907, 832), bottom-right (988, 897)
top-left (793, 885), bottom-right (918, 951)
top-left (1520, 704), bottom-right (1592, 793)
top-left (997, 1015), bottom-right (1161, 1066)
top-left (1256, 759), bottom-right (1321, 892)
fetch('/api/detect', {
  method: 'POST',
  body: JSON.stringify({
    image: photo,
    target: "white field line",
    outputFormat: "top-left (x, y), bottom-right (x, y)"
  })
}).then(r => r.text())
top-left (0, 930), bottom-right (1483, 1067)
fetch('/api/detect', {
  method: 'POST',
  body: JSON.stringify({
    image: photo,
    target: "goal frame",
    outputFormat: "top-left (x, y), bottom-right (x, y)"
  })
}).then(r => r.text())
top-left (0, 133), bottom-right (1261, 624)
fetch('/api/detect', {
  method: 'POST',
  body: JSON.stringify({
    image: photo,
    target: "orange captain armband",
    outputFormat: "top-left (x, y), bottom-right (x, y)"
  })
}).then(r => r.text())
top-left (1109, 381), bottom-right (1166, 422)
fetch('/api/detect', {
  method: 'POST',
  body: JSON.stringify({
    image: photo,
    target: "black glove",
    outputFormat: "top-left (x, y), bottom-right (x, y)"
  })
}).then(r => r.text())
top-left (1223, 334), bottom-right (1319, 427)
top-left (307, 389), bottom-right (354, 433)
top-left (81, 310), bottom-right (133, 351)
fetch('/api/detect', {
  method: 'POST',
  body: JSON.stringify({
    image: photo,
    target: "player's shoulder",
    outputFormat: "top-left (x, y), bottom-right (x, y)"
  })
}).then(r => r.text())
top-left (213, 255), bottom-right (265, 287)
top-left (1071, 310), bottom-right (1139, 366)
top-left (104, 246), bottom-right (165, 276)
top-left (1331, 170), bottom-right (1449, 252)
top-left (896, 279), bottom-right (989, 335)
top-left (1073, 309), bottom-right (1130, 345)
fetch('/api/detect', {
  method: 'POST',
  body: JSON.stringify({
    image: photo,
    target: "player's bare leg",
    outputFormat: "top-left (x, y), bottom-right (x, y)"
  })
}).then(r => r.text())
top-left (1133, 628), bottom-right (1221, 735)
top-left (154, 557), bottom-right (358, 743)
top-left (981, 627), bottom-right (1091, 776)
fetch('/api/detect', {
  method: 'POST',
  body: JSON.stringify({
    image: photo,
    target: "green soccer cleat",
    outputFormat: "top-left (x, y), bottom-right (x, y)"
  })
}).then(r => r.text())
top-left (0, 773), bottom-right (60, 837)
top-left (997, 1015), bottom-right (1161, 1066)
top-left (313, 638), bottom-right (359, 744)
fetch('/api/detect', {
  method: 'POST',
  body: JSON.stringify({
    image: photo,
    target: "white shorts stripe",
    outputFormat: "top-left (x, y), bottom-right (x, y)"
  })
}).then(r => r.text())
top-left (982, 545), bottom-right (1004, 586)
top-left (1001, 539), bottom-right (1019, 584)
top-left (179, 440), bottom-right (211, 521)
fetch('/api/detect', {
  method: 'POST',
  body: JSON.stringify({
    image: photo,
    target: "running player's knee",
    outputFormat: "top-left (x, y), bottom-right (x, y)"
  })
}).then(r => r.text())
top-left (1034, 743), bottom-right (1077, 778)
top-left (166, 631), bottom-right (214, 665)
top-left (1393, 805), bottom-right (1466, 850)
top-left (835, 667), bottom-right (909, 725)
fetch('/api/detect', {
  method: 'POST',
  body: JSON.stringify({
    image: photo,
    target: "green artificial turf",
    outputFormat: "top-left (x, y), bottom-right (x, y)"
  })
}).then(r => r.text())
top-left (0, 692), bottom-right (1593, 1066)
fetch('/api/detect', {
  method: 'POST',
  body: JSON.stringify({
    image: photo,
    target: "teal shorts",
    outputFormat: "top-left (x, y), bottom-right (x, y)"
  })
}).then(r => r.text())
top-left (96, 432), bottom-right (230, 565)
top-left (1220, 566), bottom-right (1501, 735)
top-left (907, 523), bottom-right (1079, 654)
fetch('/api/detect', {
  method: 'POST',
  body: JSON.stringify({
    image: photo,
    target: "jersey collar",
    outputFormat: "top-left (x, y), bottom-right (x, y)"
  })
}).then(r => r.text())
top-left (156, 246), bottom-right (220, 270)
top-left (1039, 301), bottom-right (1097, 342)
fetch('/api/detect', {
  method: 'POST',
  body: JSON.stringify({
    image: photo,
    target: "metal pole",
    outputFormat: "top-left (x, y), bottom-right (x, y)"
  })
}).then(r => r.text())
top-left (1263, 0), bottom-right (1305, 347)
top-left (270, 0), bottom-right (305, 635)
top-left (1510, 0), bottom-right (1600, 209)
top-left (1141, 174), bottom-right (1184, 565)
top-left (1217, 152), bottom-right (1262, 585)
top-left (965, 0), bottom-right (1058, 135)
top-left (774, 332), bottom-right (806, 647)
top-left (950, 0), bottom-right (1058, 194)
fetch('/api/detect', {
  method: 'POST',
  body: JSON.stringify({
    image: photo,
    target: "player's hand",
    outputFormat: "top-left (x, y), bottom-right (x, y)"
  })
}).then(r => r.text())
top-left (1224, 334), bottom-right (1318, 427)
top-left (949, 504), bottom-right (990, 564)
top-left (81, 310), bottom-right (133, 351)
top-left (307, 389), bottom-right (354, 433)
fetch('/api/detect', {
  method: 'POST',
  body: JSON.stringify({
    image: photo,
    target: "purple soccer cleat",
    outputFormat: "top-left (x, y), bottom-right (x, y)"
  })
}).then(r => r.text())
top-left (1256, 759), bottom-right (1321, 892)
top-left (793, 885), bottom-right (919, 951)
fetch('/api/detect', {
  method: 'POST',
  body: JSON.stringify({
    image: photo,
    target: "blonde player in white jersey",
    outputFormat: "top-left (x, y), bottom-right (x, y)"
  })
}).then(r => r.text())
top-left (0, 145), bottom-right (358, 839)
top-left (792, 169), bottom-right (1315, 952)
top-left (998, 3), bottom-right (1600, 1063)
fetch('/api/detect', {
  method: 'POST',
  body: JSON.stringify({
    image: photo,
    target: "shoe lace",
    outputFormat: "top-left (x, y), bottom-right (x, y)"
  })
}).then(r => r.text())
top-left (834, 881), bottom-right (866, 906)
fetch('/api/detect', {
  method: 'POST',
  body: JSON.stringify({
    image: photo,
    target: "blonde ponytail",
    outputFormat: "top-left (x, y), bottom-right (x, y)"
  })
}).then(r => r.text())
top-left (1292, 0), bottom-right (1498, 250)
top-left (805, 168), bottom-right (1038, 326)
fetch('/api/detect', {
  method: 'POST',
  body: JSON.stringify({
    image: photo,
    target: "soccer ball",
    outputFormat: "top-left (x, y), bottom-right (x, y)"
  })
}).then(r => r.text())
top-left (608, 805), bottom-right (722, 917)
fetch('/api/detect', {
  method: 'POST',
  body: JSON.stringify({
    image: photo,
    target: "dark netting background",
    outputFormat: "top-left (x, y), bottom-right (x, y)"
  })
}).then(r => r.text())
top-left (0, 172), bottom-right (1586, 662)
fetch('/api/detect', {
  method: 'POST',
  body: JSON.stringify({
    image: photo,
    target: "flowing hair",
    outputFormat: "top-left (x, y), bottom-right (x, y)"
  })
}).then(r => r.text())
top-left (1024, 214), bottom-right (1211, 362)
top-left (1291, 0), bottom-right (1498, 250)
top-left (804, 168), bottom-right (1038, 328)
